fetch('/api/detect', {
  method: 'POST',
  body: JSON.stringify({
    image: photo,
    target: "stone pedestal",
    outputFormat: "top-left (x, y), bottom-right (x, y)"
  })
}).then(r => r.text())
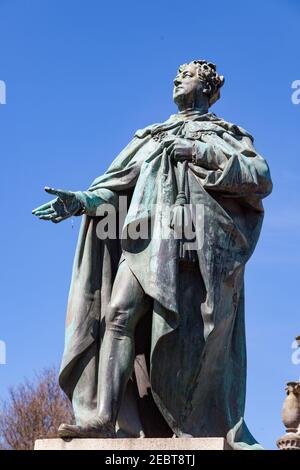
top-left (34, 437), bottom-right (231, 451)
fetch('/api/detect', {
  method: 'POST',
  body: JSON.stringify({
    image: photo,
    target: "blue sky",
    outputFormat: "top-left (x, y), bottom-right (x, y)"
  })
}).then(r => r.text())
top-left (0, 0), bottom-right (299, 450)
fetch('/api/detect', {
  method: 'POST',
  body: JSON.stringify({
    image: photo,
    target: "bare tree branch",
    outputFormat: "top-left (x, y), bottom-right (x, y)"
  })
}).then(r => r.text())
top-left (0, 367), bottom-right (74, 450)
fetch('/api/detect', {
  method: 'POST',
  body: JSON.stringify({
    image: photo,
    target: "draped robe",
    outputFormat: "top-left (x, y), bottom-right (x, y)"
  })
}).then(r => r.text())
top-left (58, 112), bottom-right (272, 449)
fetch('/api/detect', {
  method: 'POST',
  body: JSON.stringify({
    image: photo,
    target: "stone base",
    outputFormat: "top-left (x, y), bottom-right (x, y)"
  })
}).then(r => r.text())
top-left (277, 433), bottom-right (300, 450)
top-left (34, 437), bottom-right (231, 451)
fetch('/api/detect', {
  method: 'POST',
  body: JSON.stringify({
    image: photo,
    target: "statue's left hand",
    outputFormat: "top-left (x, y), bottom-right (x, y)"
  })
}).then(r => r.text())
top-left (169, 138), bottom-right (194, 162)
top-left (32, 187), bottom-right (83, 223)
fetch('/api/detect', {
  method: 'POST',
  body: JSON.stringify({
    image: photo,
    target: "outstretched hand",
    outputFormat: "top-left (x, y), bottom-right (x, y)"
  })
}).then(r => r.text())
top-left (32, 187), bottom-right (83, 223)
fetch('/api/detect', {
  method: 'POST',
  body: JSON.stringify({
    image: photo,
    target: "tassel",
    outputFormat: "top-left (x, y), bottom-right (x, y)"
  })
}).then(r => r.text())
top-left (170, 161), bottom-right (197, 265)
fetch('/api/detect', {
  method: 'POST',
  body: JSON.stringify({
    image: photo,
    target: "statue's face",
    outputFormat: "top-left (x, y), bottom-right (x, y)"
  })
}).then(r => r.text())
top-left (173, 63), bottom-right (204, 107)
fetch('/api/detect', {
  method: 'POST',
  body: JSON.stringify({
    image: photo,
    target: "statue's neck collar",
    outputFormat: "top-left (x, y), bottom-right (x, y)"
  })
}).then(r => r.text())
top-left (171, 110), bottom-right (216, 122)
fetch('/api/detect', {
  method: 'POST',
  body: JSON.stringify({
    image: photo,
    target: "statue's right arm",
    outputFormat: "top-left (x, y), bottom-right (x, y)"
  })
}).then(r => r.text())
top-left (32, 186), bottom-right (118, 223)
top-left (76, 188), bottom-right (119, 216)
top-left (33, 135), bottom-right (141, 223)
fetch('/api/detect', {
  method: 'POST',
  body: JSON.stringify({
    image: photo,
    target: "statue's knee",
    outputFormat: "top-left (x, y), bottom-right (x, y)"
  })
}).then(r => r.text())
top-left (106, 300), bottom-right (122, 324)
top-left (106, 301), bottom-right (133, 335)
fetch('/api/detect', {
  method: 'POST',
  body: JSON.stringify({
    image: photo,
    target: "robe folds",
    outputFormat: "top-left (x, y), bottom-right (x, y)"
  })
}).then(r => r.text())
top-left (58, 112), bottom-right (272, 449)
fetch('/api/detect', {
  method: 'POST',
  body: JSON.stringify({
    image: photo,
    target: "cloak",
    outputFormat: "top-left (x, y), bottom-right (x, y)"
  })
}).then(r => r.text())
top-left (58, 112), bottom-right (272, 449)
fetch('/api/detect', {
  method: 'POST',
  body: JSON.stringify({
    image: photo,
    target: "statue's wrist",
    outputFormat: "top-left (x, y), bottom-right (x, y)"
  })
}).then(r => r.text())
top-left (75, 191), bottom-right (106, 216)
top-left (74, 192), bottom-right (88, 215)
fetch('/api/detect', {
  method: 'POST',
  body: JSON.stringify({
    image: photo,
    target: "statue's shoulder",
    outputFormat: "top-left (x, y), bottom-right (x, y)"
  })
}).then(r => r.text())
top-left (206, 114), bottom-right (254, 141)
top-left (134, 122), bottom-right (167, 139)
top-left (134, 116), bottom-right (177, 139)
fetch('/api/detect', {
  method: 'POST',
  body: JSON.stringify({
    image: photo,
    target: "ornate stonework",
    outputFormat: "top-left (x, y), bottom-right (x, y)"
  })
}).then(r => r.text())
top-left (277, 433), bottom-right (300, 450)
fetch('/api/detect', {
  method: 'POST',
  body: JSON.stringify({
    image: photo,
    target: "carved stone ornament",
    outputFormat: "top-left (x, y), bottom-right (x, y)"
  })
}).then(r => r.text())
top-left (277, 382), bottom-right (300, 450)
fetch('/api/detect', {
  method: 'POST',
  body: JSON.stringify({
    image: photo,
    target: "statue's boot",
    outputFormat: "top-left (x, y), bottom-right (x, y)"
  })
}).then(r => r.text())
top-left (58, 419), bottom-right (116, 438)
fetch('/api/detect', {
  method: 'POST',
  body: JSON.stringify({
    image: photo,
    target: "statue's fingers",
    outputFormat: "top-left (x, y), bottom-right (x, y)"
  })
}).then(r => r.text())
top-left (51, 216), bottom-right (64, 224)
top-left (32, 201), bottom-right (52, 214)
top-left (38, 213), bottom-right (57, 221)
top-left (171, 149), bottom-right (185, 162)
top-left (44, 187), bottom-right (72, 200)
top-left (34, 208), bottom-right (56, 216)
top-left (50, 213), bottom-right (70, 224)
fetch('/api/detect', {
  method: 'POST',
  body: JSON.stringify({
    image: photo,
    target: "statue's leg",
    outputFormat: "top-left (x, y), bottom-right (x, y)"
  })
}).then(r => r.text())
top-left (58, 258), bottom-right (152, 438)
top-left (97, 258), bottom-right (152, 427)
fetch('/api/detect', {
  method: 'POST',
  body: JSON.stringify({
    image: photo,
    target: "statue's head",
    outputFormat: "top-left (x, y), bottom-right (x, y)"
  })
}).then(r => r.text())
top-left (173, 60), bottom-right (225, 111)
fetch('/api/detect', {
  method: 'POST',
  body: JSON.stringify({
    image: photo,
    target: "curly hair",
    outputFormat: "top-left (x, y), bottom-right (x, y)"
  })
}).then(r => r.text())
top-left (178, 60), bottom-right (225, 106)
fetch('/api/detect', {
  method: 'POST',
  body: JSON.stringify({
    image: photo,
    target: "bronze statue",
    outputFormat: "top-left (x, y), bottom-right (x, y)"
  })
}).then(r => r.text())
top-left (33, 60), bottom-right (272, 449)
